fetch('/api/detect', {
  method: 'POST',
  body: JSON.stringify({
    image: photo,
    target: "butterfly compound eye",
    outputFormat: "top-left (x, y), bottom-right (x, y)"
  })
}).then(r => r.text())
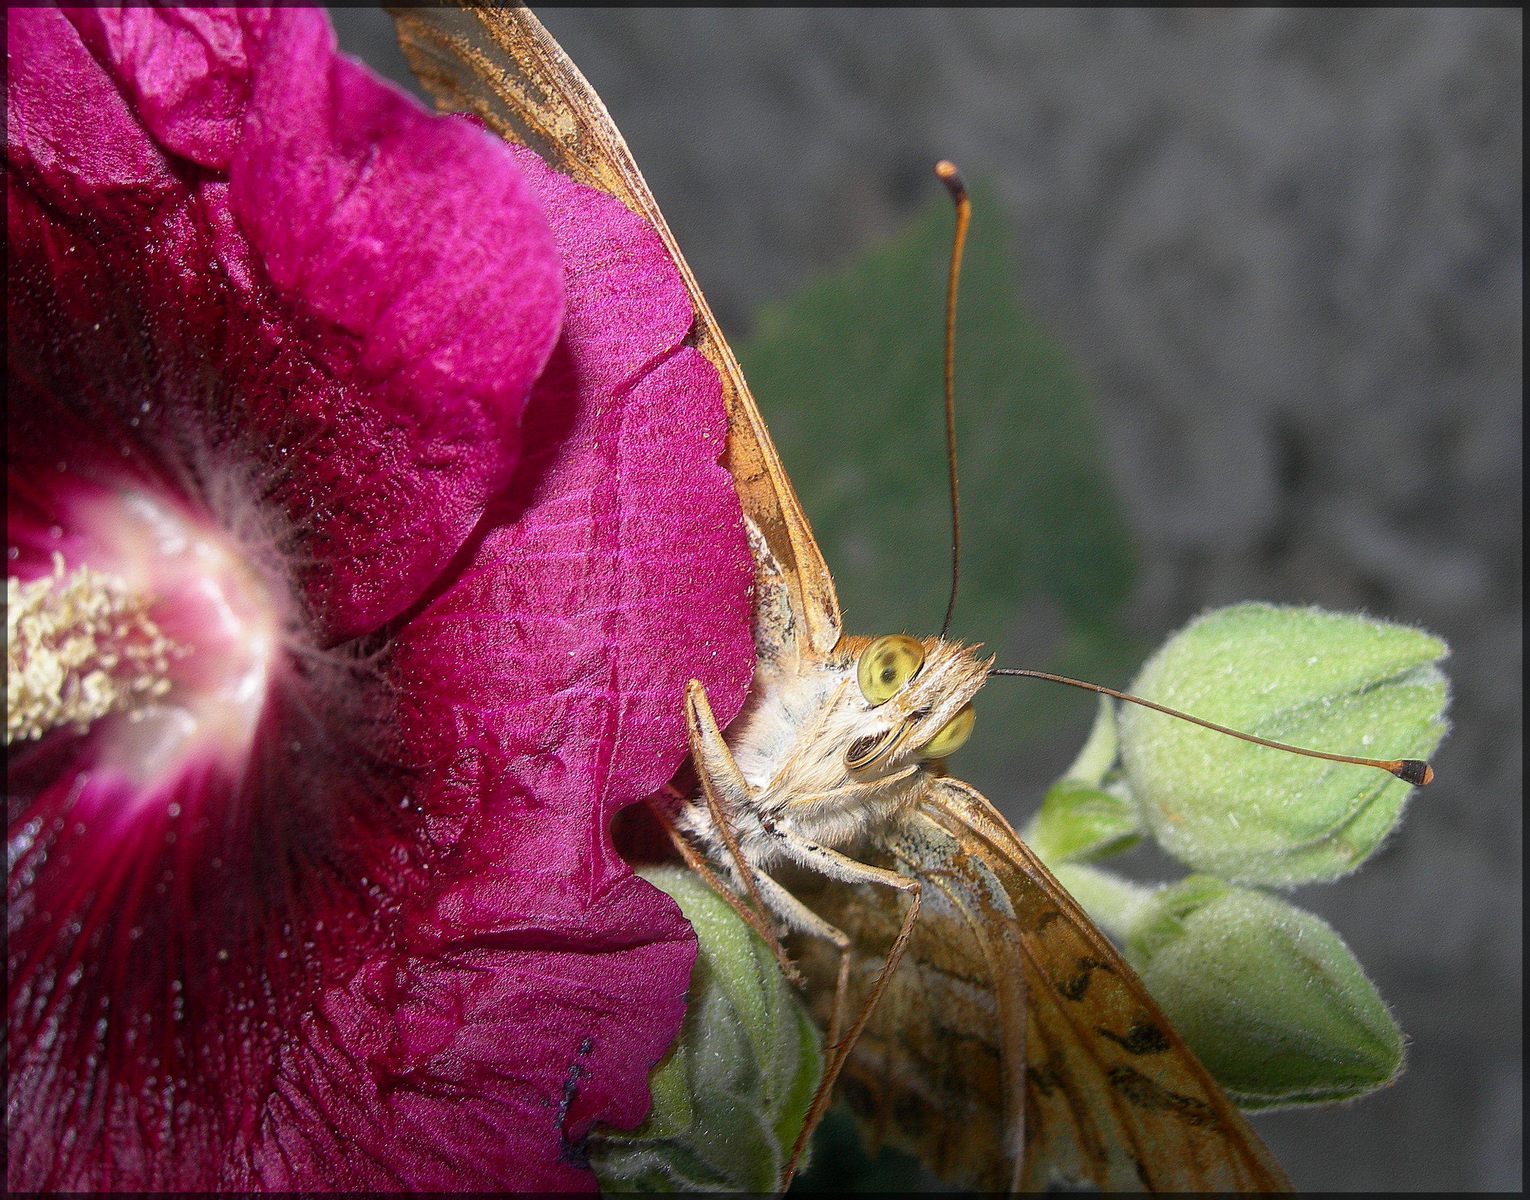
top-left (922, 703), bottom-right (976, 759)
top-left (858, 635), bottom-right (926, 705)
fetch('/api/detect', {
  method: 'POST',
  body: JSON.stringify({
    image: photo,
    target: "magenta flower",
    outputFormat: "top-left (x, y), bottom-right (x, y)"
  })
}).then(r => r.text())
top-left (6, 7), bottom-right (754, 1191)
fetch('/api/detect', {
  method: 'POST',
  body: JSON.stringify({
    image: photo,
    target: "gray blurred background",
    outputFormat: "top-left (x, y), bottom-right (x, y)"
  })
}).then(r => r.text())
top-left (333, 8), bottom-right (1521, 1191)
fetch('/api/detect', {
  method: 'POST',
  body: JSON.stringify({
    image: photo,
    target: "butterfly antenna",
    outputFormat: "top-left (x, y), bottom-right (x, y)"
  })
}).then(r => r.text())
top-left (936, 160), bottom-right (969, 640)
top-left (988, 667), bottom-right (1434, 786)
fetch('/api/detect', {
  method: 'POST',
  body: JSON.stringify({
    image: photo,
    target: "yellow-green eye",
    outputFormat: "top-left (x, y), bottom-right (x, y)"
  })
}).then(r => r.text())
top-left (857, 635), bottom-right (925, 705)
top-left (922, 703), bottom-right (975, 759)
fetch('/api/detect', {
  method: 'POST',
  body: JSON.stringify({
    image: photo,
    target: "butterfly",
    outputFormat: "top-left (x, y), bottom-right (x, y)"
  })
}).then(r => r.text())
top-left (389, 6), bottom-right (1301, 1191)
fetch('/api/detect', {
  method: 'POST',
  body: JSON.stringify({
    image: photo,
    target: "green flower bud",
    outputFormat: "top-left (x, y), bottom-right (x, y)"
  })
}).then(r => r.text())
top-left (589, 866), bottom-right (822, 1192)
top-left (1119, 604), bottom-right (1449, 886)
top-left (1123, 878), bottom-right (1403, 1108)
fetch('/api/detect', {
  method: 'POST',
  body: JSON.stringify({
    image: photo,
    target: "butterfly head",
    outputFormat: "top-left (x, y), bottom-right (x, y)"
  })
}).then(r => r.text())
top-left (839, 634), bottom-right (992, 776)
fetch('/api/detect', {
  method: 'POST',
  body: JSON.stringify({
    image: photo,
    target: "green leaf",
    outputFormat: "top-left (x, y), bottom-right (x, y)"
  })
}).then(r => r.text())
top-left (1025, 699), bottom-right (1142, 864)
top-left (737, 184), bottom-right (1140, 795)
top-left (588, 866), bottom-right (822, 1192)
top-left (1124, 878), bottom-right (1405, 1108)
top-left (1118, 603), bottom-right (1449, 886)
top-left (1026, 778), bottom-right (1142, 865)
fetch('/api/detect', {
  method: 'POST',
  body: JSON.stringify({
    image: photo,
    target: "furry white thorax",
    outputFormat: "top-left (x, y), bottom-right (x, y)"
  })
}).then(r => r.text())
top-left (678, 632), bottom-right (992, 877)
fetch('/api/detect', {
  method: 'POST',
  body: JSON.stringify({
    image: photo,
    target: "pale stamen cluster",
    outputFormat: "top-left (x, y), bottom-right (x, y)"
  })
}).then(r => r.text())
top-left (6, 553), bottom-right (181, 745)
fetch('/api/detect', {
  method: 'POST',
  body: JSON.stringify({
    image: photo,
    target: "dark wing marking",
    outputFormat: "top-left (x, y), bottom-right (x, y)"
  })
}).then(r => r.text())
top-left (788, 779), bottom-right (1292, 1191)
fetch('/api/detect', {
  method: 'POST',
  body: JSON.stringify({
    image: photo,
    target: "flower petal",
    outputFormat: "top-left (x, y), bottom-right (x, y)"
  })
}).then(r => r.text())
top-left (385, 149), bottom-right (755, 1187)
top-left (10, 8), bottom-right (566, 642)
top-left (7, 8), bottom-right (754, 1192)
top-left (4, 7), bottom-right (182, 219)
top-left (224, 11), bottom-right (565, 639)
top-left (68, 7), bottom-right (271, 169)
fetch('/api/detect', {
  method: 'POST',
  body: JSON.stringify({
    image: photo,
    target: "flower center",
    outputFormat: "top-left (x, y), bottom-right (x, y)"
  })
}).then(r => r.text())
top-left (7, 554), bottom-right (179, 743)
top-left (6, 488), bottom-right (286, 787)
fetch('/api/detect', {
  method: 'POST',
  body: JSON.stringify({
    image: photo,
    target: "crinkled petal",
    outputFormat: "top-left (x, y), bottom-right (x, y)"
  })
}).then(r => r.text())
top-left (9, 8), bottom-right (754, 1192)
top-left (7, 7), bottom-right (565, 642)
top-left (226, 12), bottom-right (565, 638)
top-left (5, 6), bottom-right (182, 219)
top-left (8, 9), bottom-right (755, 1192)
top-left (382, 148), bottom-right (755, 1189)
top-left (68, 7), bottom-right (271, 169)
top-left (9, 7), bottom-right (758, 1193)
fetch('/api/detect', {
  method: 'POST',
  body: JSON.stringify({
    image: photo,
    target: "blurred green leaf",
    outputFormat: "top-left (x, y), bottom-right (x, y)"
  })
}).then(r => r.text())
top-left (1026, 779), bottom-right (1142, 864)
top-left (1058, 695), bottom-right (1121, 787)
top-left (737, 185), bottom-right (1140, 792)
top-left (1025, 699), bottom-right (1141, 864)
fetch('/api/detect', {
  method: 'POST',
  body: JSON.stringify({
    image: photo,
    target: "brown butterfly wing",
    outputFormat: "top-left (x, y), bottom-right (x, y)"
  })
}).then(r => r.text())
top-left (786, 806), bottom-right (1029, 1189)
top-left (792, 779), bottom-right (1293, 1191)
top-left (389, 4), bottom-right (843, 663)
top-left (927, 780), bottom-right (1293, 1191)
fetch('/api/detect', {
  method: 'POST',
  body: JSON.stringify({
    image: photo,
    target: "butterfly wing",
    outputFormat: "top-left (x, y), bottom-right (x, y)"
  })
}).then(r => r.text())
top-left (787, 805), bottom-right (1030, 1189)
top-left (925, 779), bottom-right (1293, 1191)
top-left (389, 5), bottom-right (843, 663)
top-left (792, 778), bottom-right (1292, 1191)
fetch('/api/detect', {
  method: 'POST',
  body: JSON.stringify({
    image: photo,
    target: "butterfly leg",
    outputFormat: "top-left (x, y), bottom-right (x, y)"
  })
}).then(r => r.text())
top-left (760, 827), bottom-right (924, 1191)
top-left (685, 681), bottom-right (923, 1188)
top-left (644, 793), bottom-right (804, 987)
top-left (746, 767), bottom-right (925, 1048)
top-left (683, 678), bottom-right (802, 986)
top-left (735, 866), bottom-right (856, 1046)
top-left (667, 818), bottom-right (909, 1191)
top-left (663, 779), bottom-right (870, 1073)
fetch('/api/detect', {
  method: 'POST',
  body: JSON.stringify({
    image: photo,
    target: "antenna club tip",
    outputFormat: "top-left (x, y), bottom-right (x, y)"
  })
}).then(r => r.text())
top-left (1395, 759), bottom-right (1434, 787)
top-left (934, 159), bottom-right (967, 197)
